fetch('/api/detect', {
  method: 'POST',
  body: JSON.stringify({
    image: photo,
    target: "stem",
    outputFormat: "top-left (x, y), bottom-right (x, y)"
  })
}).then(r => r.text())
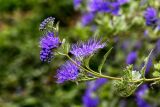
top-left (144, 78), bottom-right (160, 82)
top-left (56, 52), bottom-right (160, 83)
top-left (132, 77), bottom-right (160, 83)
top-left (65, 54), bottom-right (122, 80)
top-left (77, 77), bottom-right (98, 82)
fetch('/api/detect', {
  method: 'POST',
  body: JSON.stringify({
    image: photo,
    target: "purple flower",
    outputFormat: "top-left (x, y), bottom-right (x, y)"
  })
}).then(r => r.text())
top-left (136, 84), bottom-right (148, 97)
top-left (118, 0), bottom-right (129, 5)
top-left (81, 12), bottom-right (95, 26)
top-left (39, 17), bottom-right (55, 31)
top-left (136, 97), bottom-right (150, 107)
top-left (135, 85), bottom-right (150, 107)
top-left (83, 78), bottom-right (107, 107)
top-left (40, 49), bottom-right (53, 62)
top-left (87, 0), bottom-right (104, 12)
top-left (70, 38), bottom-right (106, 58)
top-left (83, 90), bottom-right (99, 107)
top-left (87, 78), bottom-right (107, 91)
top-left (126, 51), bottom-right (137, 65)
top-left (145, 57), bottom-right (152, 74)
top-left (109, 2), bottom-right (120, 15)
top-left (86, 78), bottom-right (107, 92)
top-left (144, 7), bottom-right (158, 26)
top-left (73, 0), bottom-right (82, 9)
top-left (92, 78), bottom-right (108, 91)
top-left (85, 0), bottom-right (124, 25)
top-left (101, 1), bottom-right (120, 15)
top-left (40, 32), bottom-right (61, 62)
top-left (56, 60), bottom-right (80, 83)
top-left (81, 0), bottom-right (128, 25)
top-left (87, 0), bottom-right (122, 15)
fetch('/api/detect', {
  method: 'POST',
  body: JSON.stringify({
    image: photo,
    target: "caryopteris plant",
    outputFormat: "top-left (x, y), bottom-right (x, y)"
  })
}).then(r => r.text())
top-left (39, 17), bottom-right (160, 97)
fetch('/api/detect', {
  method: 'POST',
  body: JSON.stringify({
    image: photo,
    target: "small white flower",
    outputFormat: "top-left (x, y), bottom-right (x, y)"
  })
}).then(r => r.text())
top-left (132, 70), bottom-right (141, 80)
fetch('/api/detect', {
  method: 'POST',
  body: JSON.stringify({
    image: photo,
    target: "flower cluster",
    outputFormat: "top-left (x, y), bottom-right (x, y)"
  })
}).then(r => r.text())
top-left (55, 38), bottom-right (106, 83)
top-left (81, 12), bottom-right (95, 26)
top-left (39, 1), bottom-right (160, 101)
top-left (83, 78), bottom-right (107, 107)
top-left (56, 60), bottom-right (81, 83)
top-left (75, 0), bottom-right (129, 26)
top-left (37, 0), bottom-right (160, 106)
top-left (39, 17), bottom-right (55, 31)
top-left (39, 17), bottom-right (61, 62)
top-left (135, 84), bottom-right (150, 107)
top-left (125, 50), bottom-right (152, 74)
top-left (126, 51), bottom-right (137, 65)
top-left (145, 57), bottom-right (152, 74)
top-left (144, 7), bottom-right (160, 28)
top-left (83, 90), bottom-right (99, 107)
top-left (87, 0), bottom-right (128, 15)
top-left (73, 0), bottom-right (82, 9)
top-left (40, 32), bottom-right (61, 62)
top-left (39, 17), bottom-right (107, 83)
top-left (70, 38), bottom-right (106, 58)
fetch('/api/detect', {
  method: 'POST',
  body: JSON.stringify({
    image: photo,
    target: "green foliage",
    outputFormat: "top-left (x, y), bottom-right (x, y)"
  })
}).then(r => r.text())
top-left (113, 65), bottom-right (141, 97)
top-left (154, 63), bottom-right (160, 70)
top-left (113, 80), bottom-right (138, 97)
top-left (152, 71), bottom-right (160, 77)
top-left (141, 50), bottom-right (153, 78)
top-left (0, 0), bottom-right (160, 107)
top-left (123, 65), bottom-right (133, 80)
top-left (61, 39), bottom-right (70, 54)
top-left (153, 62), bottom-right (160, 77)
top-left (98, 47), bottom-right (113, 74)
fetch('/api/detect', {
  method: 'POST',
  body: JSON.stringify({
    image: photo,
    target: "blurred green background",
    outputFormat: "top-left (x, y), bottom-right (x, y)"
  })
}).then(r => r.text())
top-left (0, 0), bottom-right (83, 107)
top-left (0, 0), bottom-right (160, 107)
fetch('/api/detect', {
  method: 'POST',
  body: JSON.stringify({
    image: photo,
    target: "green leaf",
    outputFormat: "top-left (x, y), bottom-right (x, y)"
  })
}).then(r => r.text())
top-left (56, 21), bottom-right (60, 33)
top-left (141, 49), bottom-right (153, 78)
top-left (152, 71), bottom-right (160, 77)
top-left (84, 54), bottom-right (93, 69)
top-left (63, 42), bottom-right (70, 54)
top-left (46, 20), bottom-right (55, 31)
top-left (112, 80), bottom-right (138, 97)
top-left (98, 47), bottom-right (113, 74)
top-left (61, 38), bottom-right (66, 46)
top-left (56, 39), bottom-right (70, 54)
top-left (154, 63), bottom-right (160, 70)
top-left (123, 65), bottom-right (133, 80)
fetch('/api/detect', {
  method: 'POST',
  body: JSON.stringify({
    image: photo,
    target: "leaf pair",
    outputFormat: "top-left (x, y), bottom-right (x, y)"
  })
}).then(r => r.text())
top-left (84, 47), bottom-right (113, 74)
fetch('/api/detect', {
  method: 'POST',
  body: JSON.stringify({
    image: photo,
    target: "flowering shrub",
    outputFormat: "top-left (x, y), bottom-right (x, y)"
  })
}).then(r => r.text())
top-left (38, 0), bottom-right (160, 106)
